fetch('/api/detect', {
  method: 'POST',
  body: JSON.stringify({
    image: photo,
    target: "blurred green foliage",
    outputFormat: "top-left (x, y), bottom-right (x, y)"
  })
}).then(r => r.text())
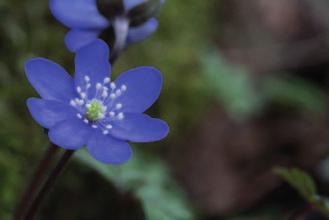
top-left (263, 77), bottom-right (326, 112)
top-left (275, 167), bottom-right (317, 201)
top-left (201, 50), bottom-right (327, 120)
top-left (275, 167), bottom-right (329, 217)
top-left (202, 50), bottom-right (263, 119)
top-left (76, 150), bottom-right (193, 220)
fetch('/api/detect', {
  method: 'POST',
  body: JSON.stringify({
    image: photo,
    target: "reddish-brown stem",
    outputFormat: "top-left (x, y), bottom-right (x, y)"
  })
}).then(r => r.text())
top-left (15, 144), bottom-right (58, 220)
top-left (22, 150), bottom-right (74, 220)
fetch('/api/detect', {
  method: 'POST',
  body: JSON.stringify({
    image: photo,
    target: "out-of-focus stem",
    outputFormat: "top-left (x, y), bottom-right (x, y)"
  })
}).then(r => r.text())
top-left (22, 150), bottom-right (74, 220)
top-left (14, 144), bottom-right (58, 220)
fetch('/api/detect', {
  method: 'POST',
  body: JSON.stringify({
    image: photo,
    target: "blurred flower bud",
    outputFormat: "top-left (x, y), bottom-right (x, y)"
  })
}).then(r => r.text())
top-left (97, 0), bottom-right (125, 19)
top-left (97, 0), bottom-right (164, 25)
top-left (51, 0), bottom-right (164, 52)
top-left (127, 0), bottom-right (165, 26)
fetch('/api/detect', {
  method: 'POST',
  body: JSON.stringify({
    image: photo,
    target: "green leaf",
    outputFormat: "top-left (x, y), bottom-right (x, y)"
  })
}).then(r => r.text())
top-left (201, 50), bottom-right (263, 120)
top-left (75, 149), bottom-right (195, 220)
top-left (274, 167), bottom-right (329, 217)
top-left (274, 167), bottom-right (317, 201)
top-left (264, 76), bottom-right (326, 112)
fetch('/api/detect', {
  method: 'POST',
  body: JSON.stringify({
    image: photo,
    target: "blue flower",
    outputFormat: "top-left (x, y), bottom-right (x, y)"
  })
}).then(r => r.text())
top-left (50, 0), bottom-right (164, 52)
top-left (25, 40), bottom-right (169, 164)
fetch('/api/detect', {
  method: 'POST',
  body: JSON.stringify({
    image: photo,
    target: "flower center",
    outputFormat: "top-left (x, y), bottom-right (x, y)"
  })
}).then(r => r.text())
top-left (86, 99), bottom-right (105, 121)
top-left (69, 75), bottom-right (128, 135)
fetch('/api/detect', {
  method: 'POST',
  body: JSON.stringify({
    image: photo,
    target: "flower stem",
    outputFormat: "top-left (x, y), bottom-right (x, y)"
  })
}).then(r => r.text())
top-left (14, 144), bottom-right (58, 220)
top-left (110, 16), bottom-right (129, 63)
top-left (22, 150), bottom-right (74, 220)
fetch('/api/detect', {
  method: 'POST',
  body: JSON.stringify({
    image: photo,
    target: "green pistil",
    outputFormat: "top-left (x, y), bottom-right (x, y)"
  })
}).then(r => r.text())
top-left (86, 99), bottom-right (104, 121)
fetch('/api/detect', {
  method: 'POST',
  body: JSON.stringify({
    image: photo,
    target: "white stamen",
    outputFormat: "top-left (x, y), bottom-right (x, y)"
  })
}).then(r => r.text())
top-left (70, 100), bottom-right (76, 106)
top-left (77, 99), bottom-right (84, 106)
top-left (84, 75), bottom-right (90, 82)
top-left (76, 86), bottom-right (82, 93)
top-left (86, 103), bottom-right (91, 108)
top-left (84, 119), bottom-right (89, 124)
top-left (121, 85), bottom-right (127, 91)
top-left (110, 82), bottom-right (116, 90)
top-left (96, 83), bottom-right (102, 90)
top-left (80, 92), bottom-right (87, 99)
top-left (115, 103), bottom-right (123, 110)
top-left (115, 89), bottom-right (122, 96)
top-left (102, 91), bottom-right (108, 98)
top-left (110, 93), bottom-right (116, 99)
top-left (76, 113), bottom-right (82, 119)
top-left (106, 124), bottom-right (113, 129)
top-left (86, 83), bottom-right (91, 89)
top-left (117, 112), bottom-right (125, 120)
top-left (103, 130), bottom-right (109, 135)
top-left (104, 77), bottom-right (110, 84)
top-left (109, 112), bottom-right (115, 117)
top-left (92, 125), bottom-right (98, 129)
top-left (99, 113), bottom-right (105, 119)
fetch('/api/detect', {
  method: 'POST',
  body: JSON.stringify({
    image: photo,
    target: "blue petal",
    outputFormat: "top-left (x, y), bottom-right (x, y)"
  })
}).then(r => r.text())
top-left (127, 18), bottom-right (158, 44)
top-left (25, 58), bottom-right (76, 102)
top-left (74, 39), bottom-right (111, 95)
top-left (87, 131), bottom-right (132, 164)
top-left (49, 118), bottom-right (91, 150)
top-left (114, 67), bottom-right (162, 113)
top-left (50, 0), bottom-right (109, 29)
top-left (123, 0), bottom-right (146, 12)
top-left (27, 98), bottom-right (77, 129)
top-left (65, 29), bottom-right (100, 52)
top-left (124, 0), bottom-right (165, 12)
top-left (111, 113), bottom-right (169, 142)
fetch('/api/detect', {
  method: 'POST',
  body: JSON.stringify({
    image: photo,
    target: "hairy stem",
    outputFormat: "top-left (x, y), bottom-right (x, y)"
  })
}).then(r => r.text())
top-left (15, 144), bottom-right (58, 220)
top-left (22, 150), bottom-right (74, 220)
